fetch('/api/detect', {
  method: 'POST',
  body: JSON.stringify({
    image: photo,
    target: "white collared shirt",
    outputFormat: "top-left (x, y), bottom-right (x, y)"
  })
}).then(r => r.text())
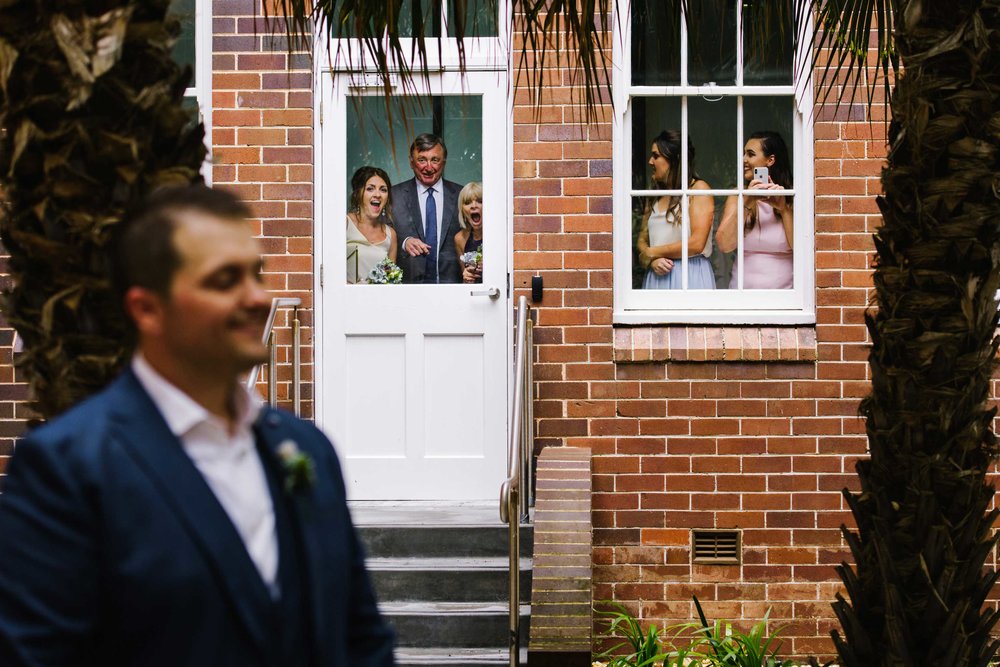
top-left (131, 355), bottom-right (278, 590)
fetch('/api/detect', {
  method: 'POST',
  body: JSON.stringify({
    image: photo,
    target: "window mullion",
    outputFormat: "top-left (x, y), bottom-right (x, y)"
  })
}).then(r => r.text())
top-left (736, 94), bottom-right (744, 290)
top-left (735, 0), bottom-right (743, 88)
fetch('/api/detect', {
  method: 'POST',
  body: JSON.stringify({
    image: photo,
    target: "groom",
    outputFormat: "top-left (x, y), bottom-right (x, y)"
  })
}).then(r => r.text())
top-left (0, 185), bottom-right (395, 666)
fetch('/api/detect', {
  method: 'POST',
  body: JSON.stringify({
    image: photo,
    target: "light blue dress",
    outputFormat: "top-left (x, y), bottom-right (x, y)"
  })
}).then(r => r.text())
top-left (641, 201), bottom-right (715, 290)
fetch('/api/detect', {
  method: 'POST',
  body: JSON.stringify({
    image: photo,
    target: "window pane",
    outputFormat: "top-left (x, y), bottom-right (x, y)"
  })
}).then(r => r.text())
top-left (447, 0), bottom-right (497, 37)
top-left (399, 0), bottom-right (442, 38)
top-left (632, 194), bottom-right (719, 291)
top-left (688, 96), bottom-right (737, 190)
top-left (345, 95), bottom-right (482, 285)
top-left (743, 2), bottom-right (794, 85)
top-left (687, 0), bottom-right (736, 86)
top-left (631, 97), bottom-right (681, 191)
top-left (743, 96), bottom-right (795, 173)
top-left (339, 0), bottom-right (442, 38)
top-left (170, 0), bottom-right (196, 86)
top-left (631, 0), bottom-right (680, 86)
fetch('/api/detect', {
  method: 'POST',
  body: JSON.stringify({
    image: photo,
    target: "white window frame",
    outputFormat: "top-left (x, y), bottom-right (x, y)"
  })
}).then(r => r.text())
top-left (319, 1), bottom-right (510, 74)
top-left (612, 2), bottom-right (815, 325)
top-left (184, 0), bottom-right (212, 183)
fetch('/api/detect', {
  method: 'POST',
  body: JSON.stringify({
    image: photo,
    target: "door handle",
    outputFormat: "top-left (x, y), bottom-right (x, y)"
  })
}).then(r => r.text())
top-left (471, 287), bottom-right (500, 300)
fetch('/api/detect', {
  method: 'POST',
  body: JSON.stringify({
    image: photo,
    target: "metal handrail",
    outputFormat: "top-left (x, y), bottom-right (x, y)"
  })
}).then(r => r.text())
top-left (500, 295), bottom-right (534, 667)
top-left (246, 297), bottom-right (302, 415)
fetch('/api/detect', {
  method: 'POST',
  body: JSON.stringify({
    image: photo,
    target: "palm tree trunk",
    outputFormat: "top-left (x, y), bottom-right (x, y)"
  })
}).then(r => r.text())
top-left (0, 0), bottom-right (206, 418)
top-left (832, 0), bottom-right (1000, 663)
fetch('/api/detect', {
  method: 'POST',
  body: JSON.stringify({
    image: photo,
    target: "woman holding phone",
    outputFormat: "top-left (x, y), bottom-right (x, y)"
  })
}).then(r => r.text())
top-left (715, 131), bottom-right (794, 289)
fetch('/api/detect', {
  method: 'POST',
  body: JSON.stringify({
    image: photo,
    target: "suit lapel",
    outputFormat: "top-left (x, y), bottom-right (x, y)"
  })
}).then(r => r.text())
top-left (109, 371), bottom-right (275, 661)
top-left (408, 179), bottom-right (425, 242)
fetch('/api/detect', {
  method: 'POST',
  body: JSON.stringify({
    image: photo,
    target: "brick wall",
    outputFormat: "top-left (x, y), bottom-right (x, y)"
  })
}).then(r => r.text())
top-left (212, 0), bottom-right (314, 417)
top-left (512, 54), bottom-right (889, 662)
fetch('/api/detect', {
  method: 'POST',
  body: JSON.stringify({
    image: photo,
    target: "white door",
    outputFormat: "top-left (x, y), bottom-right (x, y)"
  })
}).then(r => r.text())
top-left (316, 70), bottom-right (510, 500)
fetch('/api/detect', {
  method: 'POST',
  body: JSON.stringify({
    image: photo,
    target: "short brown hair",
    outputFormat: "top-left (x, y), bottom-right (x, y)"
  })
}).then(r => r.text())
top-left (116, 185), bottom-right (251, 297)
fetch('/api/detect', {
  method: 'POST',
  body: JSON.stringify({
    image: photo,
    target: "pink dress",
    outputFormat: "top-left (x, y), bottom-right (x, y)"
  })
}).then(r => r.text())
top-left (728, 202), bottom-right (793, 289)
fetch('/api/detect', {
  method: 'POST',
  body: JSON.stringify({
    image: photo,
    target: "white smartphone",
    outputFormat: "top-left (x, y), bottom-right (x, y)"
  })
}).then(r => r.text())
top-left (753, 166), bottom-right (769, 183)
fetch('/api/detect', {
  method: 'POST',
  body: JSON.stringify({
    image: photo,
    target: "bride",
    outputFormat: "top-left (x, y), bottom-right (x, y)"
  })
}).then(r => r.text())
top-left (346, 166), bottom-right (397, 284)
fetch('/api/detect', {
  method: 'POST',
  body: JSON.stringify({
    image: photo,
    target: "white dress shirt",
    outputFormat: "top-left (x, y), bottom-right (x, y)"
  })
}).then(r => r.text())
top-left (131, 355), bottom-right (278, 592)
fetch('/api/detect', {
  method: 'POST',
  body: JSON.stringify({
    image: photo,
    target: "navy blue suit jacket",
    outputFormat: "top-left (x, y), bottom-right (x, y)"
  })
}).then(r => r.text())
top-left (0, 369), bottom-right (394, 667)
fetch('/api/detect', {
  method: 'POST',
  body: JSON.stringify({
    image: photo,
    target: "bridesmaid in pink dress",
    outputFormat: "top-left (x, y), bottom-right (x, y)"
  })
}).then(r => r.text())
top-left (715, 131), bottom-right (794, 289)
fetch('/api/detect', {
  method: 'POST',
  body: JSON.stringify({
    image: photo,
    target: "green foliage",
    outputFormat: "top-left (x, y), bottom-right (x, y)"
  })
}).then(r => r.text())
top-left (595, 598), bottom-right (797, 667)
top-left (692, 596), bottom-right (795, 667)
top-left (0, 0), bottom-right (206, 417)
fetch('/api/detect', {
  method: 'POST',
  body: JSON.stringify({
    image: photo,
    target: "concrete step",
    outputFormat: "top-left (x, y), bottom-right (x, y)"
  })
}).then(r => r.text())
top-left (381, 601), bottom-right (531, 649)
top-left (395, 647), bottom-right (529, 666)
top-left (368, 557), bottom-right (532, 603)
top-left (359, 524), bottom-right (533, 560)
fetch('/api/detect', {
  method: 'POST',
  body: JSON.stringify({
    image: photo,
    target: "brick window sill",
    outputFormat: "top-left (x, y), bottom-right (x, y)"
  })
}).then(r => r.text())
top-left (613, 326), bottom-right (817, 363)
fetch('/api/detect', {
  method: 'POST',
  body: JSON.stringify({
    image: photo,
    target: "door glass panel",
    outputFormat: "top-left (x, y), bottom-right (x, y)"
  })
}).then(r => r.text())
top-left (687, 0), bottom-right (736, 85)
top-left (345, 95), bottom-right (483, 285)
top-left (631, 0), bottom-right (680, 86)
top-left (447, 0), bottom-right (498, 37)
top-left (399, 0), bottom-right (443, 37)
top-left (170, 0), bottom-right (196, 85)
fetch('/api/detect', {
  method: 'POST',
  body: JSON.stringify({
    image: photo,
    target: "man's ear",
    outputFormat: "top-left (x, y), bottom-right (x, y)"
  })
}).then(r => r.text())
top-left (123, 287), bottom-right (166, 338)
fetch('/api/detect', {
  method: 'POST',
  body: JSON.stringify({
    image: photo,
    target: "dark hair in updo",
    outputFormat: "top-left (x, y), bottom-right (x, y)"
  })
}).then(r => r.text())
top-left (349, 166), bottom-right (393, 221)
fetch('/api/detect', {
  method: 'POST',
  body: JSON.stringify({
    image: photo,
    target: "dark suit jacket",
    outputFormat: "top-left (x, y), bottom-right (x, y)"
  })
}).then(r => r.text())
top-left (0, 369), bottom-right (395, 667)
top-left (391, 177), bottom-right (463, 283)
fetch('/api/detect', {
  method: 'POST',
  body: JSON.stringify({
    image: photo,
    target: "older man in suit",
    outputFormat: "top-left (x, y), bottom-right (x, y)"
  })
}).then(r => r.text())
top-left (0, 185), bottom-right (395, 667)
top-left (392, 133), bottom-right (463, 284)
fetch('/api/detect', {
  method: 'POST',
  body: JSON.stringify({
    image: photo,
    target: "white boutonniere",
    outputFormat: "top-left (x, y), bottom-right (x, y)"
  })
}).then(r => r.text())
top-left (276, 439), bottom-right (316, 495)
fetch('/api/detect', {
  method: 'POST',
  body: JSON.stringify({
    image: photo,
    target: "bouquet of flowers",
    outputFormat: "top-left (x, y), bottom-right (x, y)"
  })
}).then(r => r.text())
top-left (366, 257), bottom-right (403, 284)
top-left (461, 246), bottom-right (483, 271)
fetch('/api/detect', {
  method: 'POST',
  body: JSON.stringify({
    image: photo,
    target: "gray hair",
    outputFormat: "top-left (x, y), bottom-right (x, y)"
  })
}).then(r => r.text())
top-left (410, 133), bottom-right (448, 158)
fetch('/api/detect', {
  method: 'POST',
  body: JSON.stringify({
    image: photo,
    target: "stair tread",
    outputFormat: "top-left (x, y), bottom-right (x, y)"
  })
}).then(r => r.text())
top-left (350, 501), bottom-right (533, 527)
top-left (368, 556), bottom-right (532, 570)
top-left (380, 601), bottom-right (531, 615)
top-left (395, 647), bottom-right (528, 665)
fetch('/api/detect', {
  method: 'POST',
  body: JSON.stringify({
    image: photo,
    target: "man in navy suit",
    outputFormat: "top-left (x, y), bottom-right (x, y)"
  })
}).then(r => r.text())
top-left (0, 185), bottom-right (395, 666)
top-left (392, 133), bottom-right (463, 284)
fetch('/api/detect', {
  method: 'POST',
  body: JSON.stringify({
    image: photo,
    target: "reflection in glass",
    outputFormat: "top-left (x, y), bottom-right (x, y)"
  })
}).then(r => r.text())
top-left (169, 0), bottom-right (196, 85)
top-left (687, 0), bottom-right (736, 85)
top-left (631, 0), bottom-right (680, 86)
top-left (714, 130), bottom-right (794, 290)
top-left (743, 2), bottom-right (794, 85)
top-left (631, 98), bottom-right (680, 191)
top-left (688, 96), bottom-right (737, 189)
top-left (346, 95), bottom-right (483, 200)
top-left (336, 0), bottom-right (442, 38)
top-left (447, 0), bottom-right (498, 37)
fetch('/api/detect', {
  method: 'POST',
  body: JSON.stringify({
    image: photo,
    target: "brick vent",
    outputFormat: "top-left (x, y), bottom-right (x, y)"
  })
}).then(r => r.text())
top-left (691, 529), bottom-right (741, 565)
top-left (614, 326), bottom-right (819, 363)
top-left (527, 446), bottom-right (592, 666)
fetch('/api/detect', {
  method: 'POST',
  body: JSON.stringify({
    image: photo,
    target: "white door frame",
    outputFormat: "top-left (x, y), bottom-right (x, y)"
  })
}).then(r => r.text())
top-left (312, 65), bottom-right (514, 500)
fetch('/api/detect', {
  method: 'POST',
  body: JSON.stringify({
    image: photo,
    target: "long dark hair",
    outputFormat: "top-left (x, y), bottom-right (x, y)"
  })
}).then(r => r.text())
top-left (349, 166), bottom-right (393, 222)
top-left (650, 130), bottom-right (698, 221)
top-left (748, 130), bottom-right (791, 188)
top-left (746, 131), bottom-right (791, 232)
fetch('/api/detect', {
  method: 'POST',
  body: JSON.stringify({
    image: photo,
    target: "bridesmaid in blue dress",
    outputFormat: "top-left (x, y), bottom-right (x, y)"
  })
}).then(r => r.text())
top-left (636, 130), bottom-right (716, 290)
top-left (454, 181), bottom-right (483, 283)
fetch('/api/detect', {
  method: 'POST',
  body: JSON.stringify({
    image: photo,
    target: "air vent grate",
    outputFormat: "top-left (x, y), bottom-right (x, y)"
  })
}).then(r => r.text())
top-left (692, 529), bottom-right (741, 565)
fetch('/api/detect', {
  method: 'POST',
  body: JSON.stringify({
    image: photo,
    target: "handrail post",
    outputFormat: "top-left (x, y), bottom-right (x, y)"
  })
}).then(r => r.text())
top-left (267, 329), bottom-right (277, 408)
top-left (292, 307), bottom-right (301, 417)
